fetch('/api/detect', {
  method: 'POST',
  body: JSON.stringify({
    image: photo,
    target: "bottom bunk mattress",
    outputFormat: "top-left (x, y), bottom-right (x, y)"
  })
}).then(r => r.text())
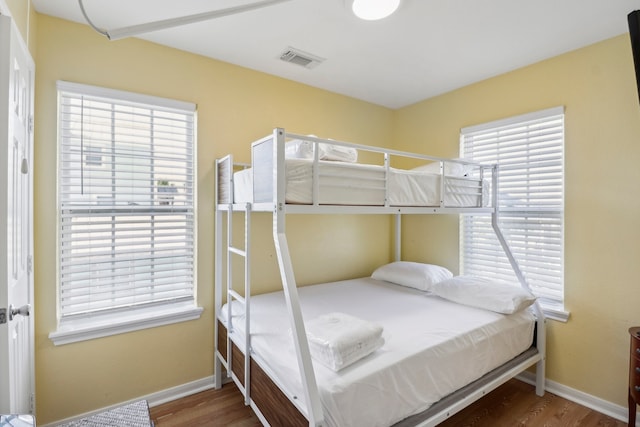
top-left (219, 277), bottom-right (535, 427)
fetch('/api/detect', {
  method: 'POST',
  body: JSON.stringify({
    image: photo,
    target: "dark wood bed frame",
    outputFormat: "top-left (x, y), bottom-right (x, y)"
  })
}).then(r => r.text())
top-left (218, 320), bottom-right (308, 426)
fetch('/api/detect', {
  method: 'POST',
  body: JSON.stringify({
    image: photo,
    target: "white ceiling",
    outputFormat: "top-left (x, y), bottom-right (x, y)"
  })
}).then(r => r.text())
top-left (31, 0), bottom-right (640, 109)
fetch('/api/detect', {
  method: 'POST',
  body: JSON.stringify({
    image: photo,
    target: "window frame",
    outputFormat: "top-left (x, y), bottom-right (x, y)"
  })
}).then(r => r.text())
top-left (50, 81), bottom-right (202, 345)
top-left (459, 106), bottom-right (568, 322)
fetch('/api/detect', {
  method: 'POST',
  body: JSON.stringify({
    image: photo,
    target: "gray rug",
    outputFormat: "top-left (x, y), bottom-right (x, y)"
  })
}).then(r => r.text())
top-left (0, 414), bottom-right (35, 427)
top-left (59, 400), bottom-right (153, 427)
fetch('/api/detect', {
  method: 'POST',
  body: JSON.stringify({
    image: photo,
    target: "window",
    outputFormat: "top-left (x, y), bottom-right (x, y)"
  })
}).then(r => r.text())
top-left (50, 81), bottom-right (202, 345)
top-left (84, 145), bottom-right (103, 167)
top-left (460, 106), bottom-right (566, 320)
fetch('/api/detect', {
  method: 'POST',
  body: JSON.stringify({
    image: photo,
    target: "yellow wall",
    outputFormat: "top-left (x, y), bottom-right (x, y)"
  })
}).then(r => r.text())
top-left (396, 33), bottom-right (640, 408)
top-left (33, 14), bottom-right (392, 424)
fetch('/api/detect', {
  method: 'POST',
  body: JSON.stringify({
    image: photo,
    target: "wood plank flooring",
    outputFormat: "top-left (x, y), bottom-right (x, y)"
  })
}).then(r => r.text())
top-left (437, 379), bottom-right (625, 427)
top-left (149, 378), bottom-right (626, 426)
top-left (150, 384), bottom-right (261, 427)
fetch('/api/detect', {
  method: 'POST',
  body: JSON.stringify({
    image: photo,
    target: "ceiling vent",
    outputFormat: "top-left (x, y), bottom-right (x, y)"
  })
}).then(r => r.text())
top-left (279, 47), bottom-right (325, 69)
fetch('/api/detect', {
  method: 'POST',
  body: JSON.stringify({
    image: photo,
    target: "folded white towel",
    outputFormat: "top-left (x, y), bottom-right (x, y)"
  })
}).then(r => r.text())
top-left (305, 312), bottom-right (384, 371)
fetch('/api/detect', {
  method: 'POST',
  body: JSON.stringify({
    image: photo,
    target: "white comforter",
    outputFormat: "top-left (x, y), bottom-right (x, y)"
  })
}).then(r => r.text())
top-left (220, 277), bottom-right (534, 427)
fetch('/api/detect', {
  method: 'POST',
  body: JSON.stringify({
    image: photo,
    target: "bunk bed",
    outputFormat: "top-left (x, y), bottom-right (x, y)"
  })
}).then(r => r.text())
top-left (214, 128), bottom-right (546, 427)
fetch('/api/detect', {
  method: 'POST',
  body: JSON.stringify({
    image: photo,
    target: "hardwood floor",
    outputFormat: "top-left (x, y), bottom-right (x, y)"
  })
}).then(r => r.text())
top-left (150, 384), bottom-right (261, 427)
top-left (437, 379), bottom-right (625, 427)
top-left (149, 379), bottom-right (626, 426)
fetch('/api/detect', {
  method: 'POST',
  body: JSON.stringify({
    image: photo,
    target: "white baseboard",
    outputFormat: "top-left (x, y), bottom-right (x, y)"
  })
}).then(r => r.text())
top-left (144, 375), bottom-right (216, 408)
top-left (517, 372), bottom-right (633, 425)
top-left (41, 375), bottom-right (217, 427)
top-left (41, 373), bottom-right (635, 427)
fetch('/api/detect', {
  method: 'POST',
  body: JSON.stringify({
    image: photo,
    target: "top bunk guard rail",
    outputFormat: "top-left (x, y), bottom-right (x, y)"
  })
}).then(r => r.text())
top-left (216, 128), bottom-right (496, 215)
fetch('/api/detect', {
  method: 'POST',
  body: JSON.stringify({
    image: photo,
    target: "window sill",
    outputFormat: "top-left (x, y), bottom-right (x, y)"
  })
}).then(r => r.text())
top-left (49, 304), bottom-right (204, 346)
top-left (540, 304), bottom-right (570, 322)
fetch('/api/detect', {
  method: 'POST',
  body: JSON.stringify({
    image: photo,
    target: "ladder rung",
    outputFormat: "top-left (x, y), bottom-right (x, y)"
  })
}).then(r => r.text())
top-left (228, 246), bottom-right (246, 257)
top-left (228, 289), bottom-right (245, 304)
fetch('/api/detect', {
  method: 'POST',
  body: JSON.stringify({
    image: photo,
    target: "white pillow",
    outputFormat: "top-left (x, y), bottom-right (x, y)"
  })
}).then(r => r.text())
top-left (285, 139), bottom-right (358, 163)
top-left (413, 160), bottom-right (467, 177)
top-left (431, 275), bottom-right (537, 314)
top-left (371, 261), bottom-right (453, 291)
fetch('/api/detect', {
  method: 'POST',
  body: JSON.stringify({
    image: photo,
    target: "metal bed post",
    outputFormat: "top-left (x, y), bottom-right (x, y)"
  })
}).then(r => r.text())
top-left (226, 199), bottom-right (234, 379)
top-left (394, 214), bottom-right (401, 262)
top-left (490, 164), bottom-right (546, 397)
top-left (383, 152), bottom-right (390, 208)
top-left (388, 152), bottom-right (401, 264)
top-left (439, 161), bottom-right (445, 207)
top-left (213, 160), bottom-right (224, 390)
top-left (243, 203), bottom-right (251, 405)
top-left (272, 128), bottom-right (325, 427)
top-left (312, 141), bottom-right (320, 206)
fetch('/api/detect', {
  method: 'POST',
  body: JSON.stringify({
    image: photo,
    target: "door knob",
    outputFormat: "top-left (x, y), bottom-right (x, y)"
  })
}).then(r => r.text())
top-left (9, 304), bottom-right (30, 321)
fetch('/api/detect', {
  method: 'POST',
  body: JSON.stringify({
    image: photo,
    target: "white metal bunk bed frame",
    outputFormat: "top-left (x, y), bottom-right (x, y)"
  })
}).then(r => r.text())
top-left (214, 128), bottom-right (546, 427)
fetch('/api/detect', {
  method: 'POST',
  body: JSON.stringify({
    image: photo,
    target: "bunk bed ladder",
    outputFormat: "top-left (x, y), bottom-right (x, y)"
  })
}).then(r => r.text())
top-left (272, 128), bottom-right (325, 427)
top-left (215, 201), bottom-right (252, 406)
top-left (214, 156), bottom-right (252, 403)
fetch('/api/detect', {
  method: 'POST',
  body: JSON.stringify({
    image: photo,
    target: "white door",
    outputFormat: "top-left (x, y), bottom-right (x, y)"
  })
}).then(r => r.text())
top-left (0, 15), bottom-right (35, 415)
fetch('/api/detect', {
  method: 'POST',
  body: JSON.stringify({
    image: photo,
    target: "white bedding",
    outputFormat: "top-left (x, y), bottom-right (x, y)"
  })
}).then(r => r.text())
top-left (219, 277), bottom-right (535, 427)
top-left (285, 139), bottom-right (359, 163)
top-left (232, 158), bottom-right (484, 207)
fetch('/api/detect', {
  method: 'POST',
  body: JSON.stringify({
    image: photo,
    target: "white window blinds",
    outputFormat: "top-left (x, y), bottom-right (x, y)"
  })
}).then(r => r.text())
top-left (57, 81), bottom-right (196, 319)
top-left (460, 106), bottom-right (564, 311)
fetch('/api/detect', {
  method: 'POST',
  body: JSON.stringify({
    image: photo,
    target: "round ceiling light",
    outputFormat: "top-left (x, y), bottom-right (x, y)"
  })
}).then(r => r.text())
top-left (352, 0), bottom-right (401, 21)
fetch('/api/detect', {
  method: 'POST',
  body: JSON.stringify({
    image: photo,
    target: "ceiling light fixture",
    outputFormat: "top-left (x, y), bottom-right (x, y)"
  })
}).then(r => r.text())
top-left (352, 0), bottom-right (400, 21)
top-left (78, 0), bottom-right (293, 40)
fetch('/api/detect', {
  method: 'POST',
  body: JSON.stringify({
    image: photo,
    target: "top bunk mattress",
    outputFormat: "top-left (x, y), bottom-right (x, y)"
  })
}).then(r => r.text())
top-left (219, 277), bottom-right (535, 427)
top-left (232, 159), bottom-right (486, 207)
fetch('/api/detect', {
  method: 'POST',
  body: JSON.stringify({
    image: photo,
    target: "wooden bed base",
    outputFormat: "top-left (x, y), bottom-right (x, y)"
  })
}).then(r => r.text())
top-left (218, 320), bottom-right (308, 426)
top-left (217, 319), bottom-right (542, 427)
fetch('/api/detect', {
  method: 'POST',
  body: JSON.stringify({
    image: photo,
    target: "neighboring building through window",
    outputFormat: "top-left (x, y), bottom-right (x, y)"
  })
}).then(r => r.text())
top-left (51, 81), bottom-right (201, 345)
top-left (460, 106), bottom-right (566, 320)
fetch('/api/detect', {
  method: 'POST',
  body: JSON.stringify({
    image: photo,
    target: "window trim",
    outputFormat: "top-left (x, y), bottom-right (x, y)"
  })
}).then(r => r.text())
top-left (49, 304), bottom-right (204, 346)
top-left (460, 106), bottom-right (569, 322)
top-left (50, 81), bottom-right (201, 344)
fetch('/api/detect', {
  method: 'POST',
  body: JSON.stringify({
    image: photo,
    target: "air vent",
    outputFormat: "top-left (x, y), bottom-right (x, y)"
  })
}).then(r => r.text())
top-left (279, 47), bottom-right (325, 69)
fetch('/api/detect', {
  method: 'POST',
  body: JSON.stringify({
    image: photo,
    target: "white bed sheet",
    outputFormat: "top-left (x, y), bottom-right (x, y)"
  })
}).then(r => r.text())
top-left (387, 167), bottom-right (440, 206)
top-left (232, 159), bottom-right (484, 207)
top-left (220, 277), bottom-right (534, 427)
top-left (234, 159), bottom-right (385, 205)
